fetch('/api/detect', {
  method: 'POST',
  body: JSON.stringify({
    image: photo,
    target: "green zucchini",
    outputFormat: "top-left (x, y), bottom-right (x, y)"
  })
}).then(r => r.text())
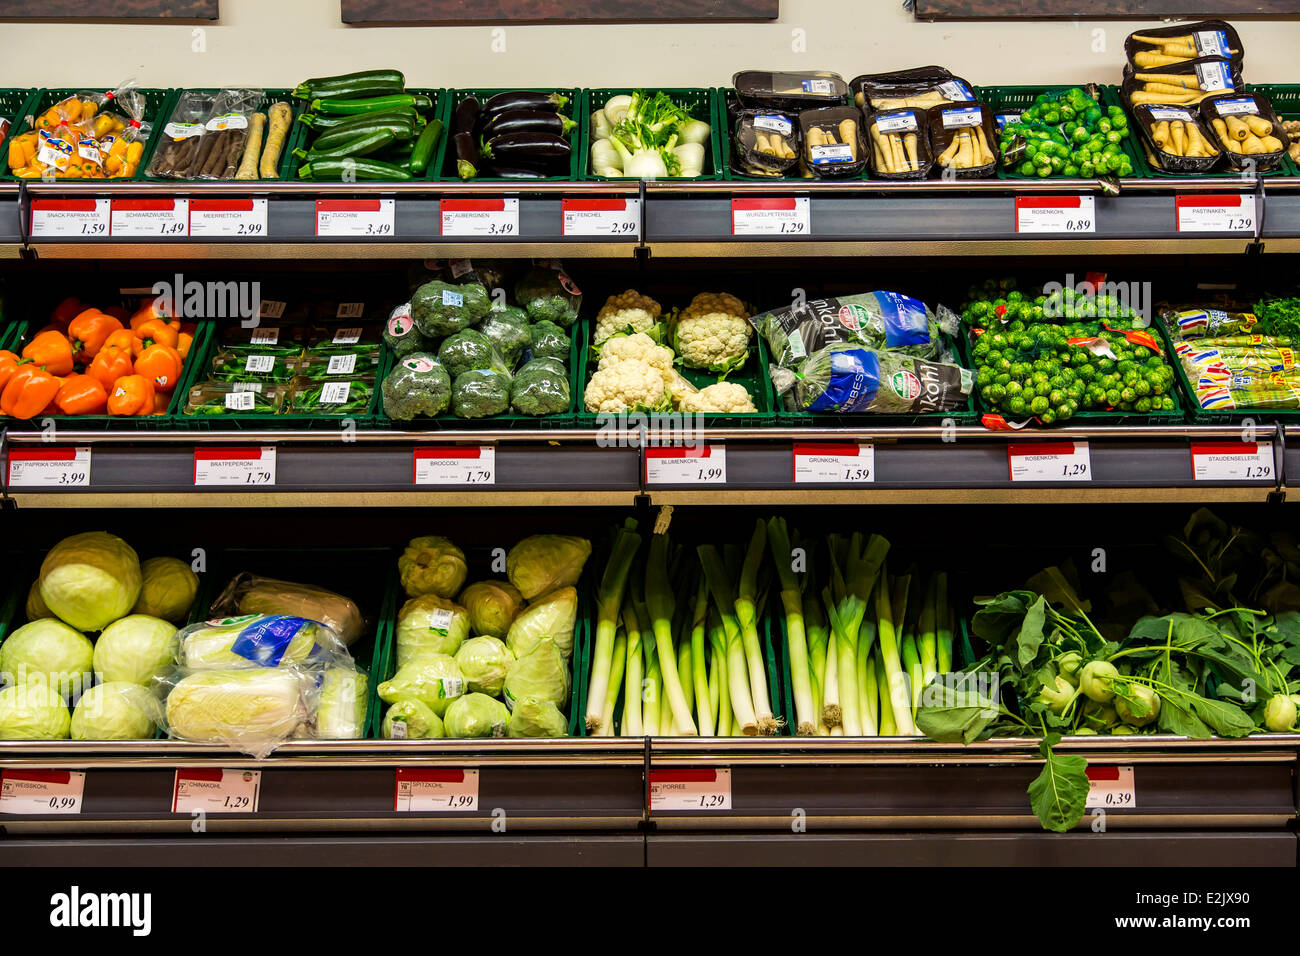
top-left (294, 128), bottom-right (397, 162)
top-left (310, 93), bottom-right (433, 116)
top-left (292, 69), bottom-right (405, 100)
top-left (299, 107), bottom-right (416, 133)
top-left (312, 116), bottom-right (415, 152)
top-left (297, 157), bottom-right (413, 181)
top-left (409, 118), bottom-right (445, 176)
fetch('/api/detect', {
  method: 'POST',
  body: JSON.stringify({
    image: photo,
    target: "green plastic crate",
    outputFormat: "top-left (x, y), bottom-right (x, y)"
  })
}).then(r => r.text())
top-left (438, 88), bottom-right (580, 182)
top-left (1118, 84), bottom-right (1295, 179)
top-left (374, 311), bottom-right (582, 430)
top-left (286, 89), bottom-right (444, 182)
top-left (1, 318), bottom-right (213, 430)
top-left (958, 314), bottom-right (1188, 427)
top-left (575, 319), bottom-right (776, 429)
top-left (0, 88), bottom-right (38, 169)
top-left (0, 87), bottom-right (172, 183)
top-left (978, 84), bottom-right (1146, 181)
top-left (1242, 84), bottom-right (1300, 177)
top-left (579, 87), bottom-right (721, 181)
top-left (179, 322), bottom-right (383, 430)
top-left (772, 328), bottom-right (979, 427)
top-left (140, 89), bottom-right (304, 183)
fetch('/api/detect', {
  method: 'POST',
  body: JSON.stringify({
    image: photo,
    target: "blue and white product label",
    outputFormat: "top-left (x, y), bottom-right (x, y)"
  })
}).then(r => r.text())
top-left (754, 113), bottom-right (793, 136)
top-left (802, 79), bottom-right (834, 95)
top-left (874, 291), bottom-right (932, 349)
top-left (230, 615), bottom-right (313, 666)
top-left (1195, 30), bottom-right (1230, 56)
top-left (996, 112), bottom-right (1021, 130)
top-left (811, 143), bottom-right (854, 165)
top-left (809, 348), bottom-right (881, 413)
top-left (875, 113), bottom-right (917, 134)
top-left (941, 107), bottom-right (984, 129)
top-left (937, 80), bottom-right (976, 102)
top-left (1212, 97), bottom-right (1259, 116)
top-left (442, 289), bottom-right (464, 307)
top-left (1148, 106), bottom-right (1195, 122)
top-left (1195, 61), bottom-right (1234, 93)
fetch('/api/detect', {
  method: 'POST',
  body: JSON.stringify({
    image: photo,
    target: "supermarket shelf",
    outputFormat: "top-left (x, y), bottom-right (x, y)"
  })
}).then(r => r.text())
top-left (645, 832), bottom-right (1298, 867)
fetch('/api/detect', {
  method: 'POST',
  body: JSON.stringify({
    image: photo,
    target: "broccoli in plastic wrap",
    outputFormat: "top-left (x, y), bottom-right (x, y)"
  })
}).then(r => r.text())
top-left (510, 357), bottom-right (570, 416)
top-left (515, 266), bottom-right (582, 328)
top-left (452, 369), bottom-right (512, 419)
top-left (383, 303), bottom-right (432, 360)
top-left (382, 353), bottom-right (452, 420)
top-left (437, 328), bottom-right (504, 379)
top-left (528, 319), bottom-right (570, 362)
top-left (479, 309), bottom-right (532, 367)
top-left (412, 279), bottom-right (492, 337)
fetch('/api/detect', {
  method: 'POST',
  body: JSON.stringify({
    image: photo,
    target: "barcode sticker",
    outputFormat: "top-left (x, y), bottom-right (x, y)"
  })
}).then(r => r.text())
top-left (320, 381), bottom-right (352, 404)
top-left (326, 354), bottom-right (357, 375)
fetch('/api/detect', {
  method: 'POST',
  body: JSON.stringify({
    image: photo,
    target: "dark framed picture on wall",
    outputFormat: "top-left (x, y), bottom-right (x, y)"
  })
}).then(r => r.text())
top-left (341, 0), bottom-right (778, 24)
top-left (915, 0), bottom-right (1298, 18)
top-left (0, 0), bottom-right (217, 18)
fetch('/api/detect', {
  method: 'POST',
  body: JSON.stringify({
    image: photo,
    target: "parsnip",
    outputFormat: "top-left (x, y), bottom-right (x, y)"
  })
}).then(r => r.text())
top-left (1244, 114), bottom-right (1274, 137)
top-left (1225, 115), bottom-right (1249, 141)
top-left (234, 112), bottom-right (266, 180)
top-left (1151, 120), bottom-right (1170, 149)
top-left (903, 131), bottom-right (918, 169)
top-left (974, 126), bottom-right (994, 165)
top-left (869, 124), bottom-right (895, 173)
top-left (1171, 120), bottom-right (1187, 156)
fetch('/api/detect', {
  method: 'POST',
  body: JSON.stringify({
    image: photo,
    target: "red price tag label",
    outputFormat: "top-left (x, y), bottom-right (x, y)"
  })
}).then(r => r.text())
top-left (1085, 766), bottom-right (1136, 808)
top-left (441, 198), bottom-right (519, 237)
top-left (1176, 194), bottom-right (1256, 233)
top-left (792, 442), bottom-right (875, 483)
top-left (394, 769), bottom-right (480, 811)
top-left (413, 446), bottom-right (496, 485)
top-left (316, 199), bottom-right (394, 237)
top-left (1015, 196), bottom-right (1095, 233)
top-left (111, 198), bottom-right (189, 237)
top-left (731, 197), bottom-right (809, 235)
top-left (194, 446), bottom-right (276, 486)
top-left (645, 445), bottom-right (726, 484)
top-left (190, 198), bottom-right (268, 237)
top-left (172, 769), bottom-right (261, 814)
top-left (7, 446), bottom-right (91, 487)
top-left (30, 198), bottom-right (110, 237)
top-left (0, 770), bottom-right (85, 814)
top-left (562, 198), bottom-right (639, 236)
top-left (649, 769), bottom-right (732, 811)
top-left (1191, 441), bottom-right (1273, 481)
top-left (1008, 441), bottom-right (1091, 482)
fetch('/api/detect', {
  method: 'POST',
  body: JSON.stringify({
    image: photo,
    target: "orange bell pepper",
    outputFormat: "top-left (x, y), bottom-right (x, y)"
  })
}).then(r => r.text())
top-left (54, 373), bottom-right (107, 415)
top-left (134, 343), bottom-right (183, 392)
top-left (0, 350), bottom-right (28, 392)
top-left (129, 297), bottom-right (170, 330)
top-left (132, 318), bottom-right (181, 355)
top-left (1, 365), bottom-right (63, 420)
top-left (107, 374), bottom-right (155, 416)
top-left (86, 345), bottom-right (133, 392)
top-left (68, 309), bottom-right (124, 363)
top-left (50, 296), bottom-right (82, 328)
top-left (21, 329), bottom-right (75, 376)
top-left (177, 331), bottom-right (194, 360)
top-left (103, 328), bottom-right (134, 353)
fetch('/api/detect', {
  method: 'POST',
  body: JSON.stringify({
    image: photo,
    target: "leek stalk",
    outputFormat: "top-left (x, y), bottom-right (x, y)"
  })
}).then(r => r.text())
top-left (767, 517), bottom-right (815, 736)
top-left (699, 544), bottom-right (759, 735)
top-left (646, 533), bottom-right (697, 735)
top-left (735, 521), bottom-right (777, 734)
top-left (584, 519), bottom-right (642, 732)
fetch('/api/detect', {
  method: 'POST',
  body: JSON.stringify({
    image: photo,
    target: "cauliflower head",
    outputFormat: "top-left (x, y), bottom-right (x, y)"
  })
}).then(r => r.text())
top-left (667, 368), bottom-right (699, 410)
top-left (584, 359), bottom-right (671, 413)
top-left (673, 293), bottom-right (752, 371)
top-left (598, 332), bottom-right (674, 384)
top-left (679, 382), bottom-right (757, 414)
top-left (594, 290), bottom-right (662, 345)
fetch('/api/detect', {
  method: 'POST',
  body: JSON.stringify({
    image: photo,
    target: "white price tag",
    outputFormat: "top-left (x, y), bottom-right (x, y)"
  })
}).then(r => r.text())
top-left (1085, 766), bottom-right (1136, 809)
top-left (189, 198), bottom-right (268, 237)
top-left (562, 198), bottom-right (640, 237)
top-left (320, 381), bottom-right (352, 404)
top-left (30, 198), bottom-right (110, 237)
top-left (244, 354), bottom-right (275, 374)
top-left (316, 199), bottom-right (395, 237)
top-left (225, 391), bottom-right (256, 410)
top-left (441, 198), bottom-right (520, 237)
top-left (111, 198), bottom-right (189, 237)
top-left (645, 445), bottom-right (726, 484)
top-left (1015, 196), bottom-right (1095, 233)
top-left (194, 446), bottom-right (276, 486)
top-left (1008, 442), bottom-right (1091, 482)
top-left (326, 353), bottom-right (358, 375)
top-left (394, 769), bottom-right (480, 812)
top-left (1176, 194), bottom-right (1256, 233)
top-left (172, 769), bottom-right (261, 814)
top-left (7, 447), bottom-right (91, 487)
top-left (649, 769), bottom-right (732, 811)
top-left (1191, 441), bottom-right (1274, 481)
top-left (0, 770), bottom-right (85, 815)
top-left (792, 442), bottom-right (875, 483)
top-left (731, 197), bottom-right (810, 236)
top-left (414, 446), bottom-right (496, 485)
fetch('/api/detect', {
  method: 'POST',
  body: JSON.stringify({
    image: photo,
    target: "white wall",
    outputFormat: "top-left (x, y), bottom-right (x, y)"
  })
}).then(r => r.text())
top-left (1, 0), bottom-right (1298, 89)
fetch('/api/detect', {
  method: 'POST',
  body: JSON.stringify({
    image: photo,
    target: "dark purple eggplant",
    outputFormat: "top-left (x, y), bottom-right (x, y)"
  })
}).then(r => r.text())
top-left (453, 131), bottom-right (480, 180)
top-left (482, 90), bottom-right (568, 117)
top-left (482, 109), bottom-right (576, 141)
top-left (480, 164), bottom-right (549, 179)
top-left (482, 132), bottom-right (571, 164)
top-left (453, 95), bottom-right (481, 137)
